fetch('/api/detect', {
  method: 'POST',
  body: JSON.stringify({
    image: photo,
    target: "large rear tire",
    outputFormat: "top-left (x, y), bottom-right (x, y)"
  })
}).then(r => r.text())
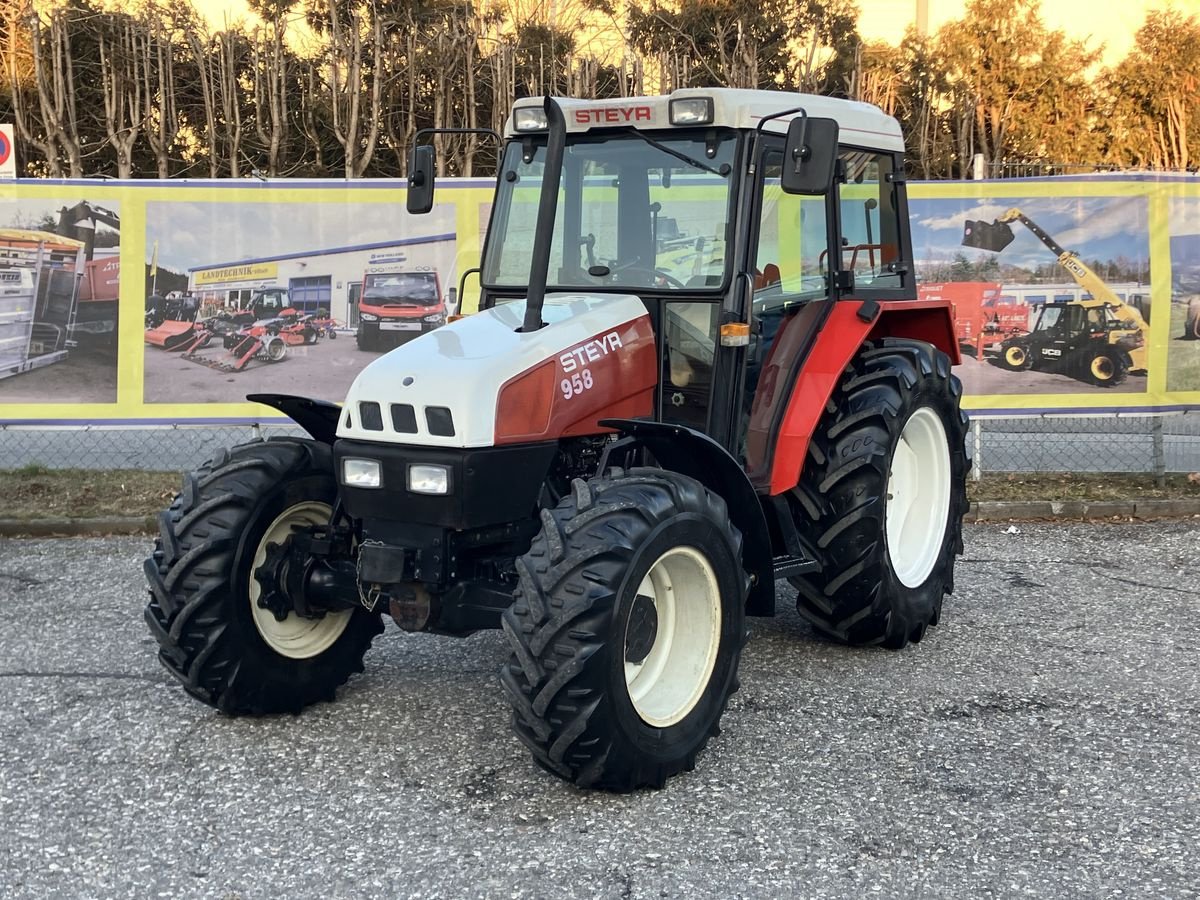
top-left (143, 439), bottom-right (383, 715)
top-left (501, 469), bottom-right (747, 791)
top-left (790, 339), bottom-right (969, 649)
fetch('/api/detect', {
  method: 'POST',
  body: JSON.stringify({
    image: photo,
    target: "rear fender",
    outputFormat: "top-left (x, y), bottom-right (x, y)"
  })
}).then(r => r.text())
top-left (600, 418), bottom-right (775, 616)
top-left (768, 298), bottom-right (958, 495)
top-left (247, 393), bottom-right (342, 445)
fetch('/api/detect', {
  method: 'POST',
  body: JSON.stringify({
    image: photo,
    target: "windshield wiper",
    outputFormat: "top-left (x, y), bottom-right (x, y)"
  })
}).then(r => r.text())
top-left (616, 128), bottom-right (727, 177)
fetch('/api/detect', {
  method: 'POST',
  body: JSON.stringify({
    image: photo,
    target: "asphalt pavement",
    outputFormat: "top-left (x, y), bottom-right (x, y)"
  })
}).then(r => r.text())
top-left (1, 522), bottom-right (1198, 899)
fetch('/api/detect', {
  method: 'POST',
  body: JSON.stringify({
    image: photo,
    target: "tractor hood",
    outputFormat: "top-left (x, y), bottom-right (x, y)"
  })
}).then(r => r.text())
top-left (337, 293), bottom-right (655, 448)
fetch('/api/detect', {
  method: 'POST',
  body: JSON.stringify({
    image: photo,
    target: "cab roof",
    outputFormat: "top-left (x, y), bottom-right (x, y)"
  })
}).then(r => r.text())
top-left (507, 88), bottom-right (904, 152)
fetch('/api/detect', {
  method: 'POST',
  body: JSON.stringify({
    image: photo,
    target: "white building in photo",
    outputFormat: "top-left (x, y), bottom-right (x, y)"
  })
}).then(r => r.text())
top-left (187, 232), bottom-right (456, 326)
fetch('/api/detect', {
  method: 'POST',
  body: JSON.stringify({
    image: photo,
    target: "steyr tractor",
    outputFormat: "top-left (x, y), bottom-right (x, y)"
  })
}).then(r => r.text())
top-left (144, 90), bottom-right (970, 791)
top-left (963, 208), bottom-right (1149, 387)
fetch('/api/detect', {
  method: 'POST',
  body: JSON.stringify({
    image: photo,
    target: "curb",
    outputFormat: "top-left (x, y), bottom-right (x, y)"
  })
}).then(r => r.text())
top-left (2, 501), bottom-right (1200, 537)
top-left (965, 498), bottom-right (1200, 522)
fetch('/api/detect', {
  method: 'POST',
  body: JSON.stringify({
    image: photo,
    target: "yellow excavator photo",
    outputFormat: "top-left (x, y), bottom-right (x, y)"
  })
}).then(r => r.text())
top-left (962, 208), bottom-right (1149, 387)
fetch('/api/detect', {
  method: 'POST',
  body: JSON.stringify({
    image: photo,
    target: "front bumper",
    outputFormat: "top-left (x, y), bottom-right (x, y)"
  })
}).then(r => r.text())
top-left (334, 438), bottom-right (556, 532)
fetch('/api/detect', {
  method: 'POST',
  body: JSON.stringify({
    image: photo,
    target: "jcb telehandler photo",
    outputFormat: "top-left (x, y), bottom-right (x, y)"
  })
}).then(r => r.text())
top-left (963, 208), bottom-right (1149, 387)
top-left (144, 89), bottom-right (969, 791)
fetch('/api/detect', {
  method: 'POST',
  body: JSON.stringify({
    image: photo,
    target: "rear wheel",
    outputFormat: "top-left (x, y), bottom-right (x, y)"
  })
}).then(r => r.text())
top-left (501, 469), bottom-right (746, 791)
top-left (998, 342), bottom-right (1032, 370)
top-left (1085, 347), bottom-right (1128, 387)
top-left (790, 339), bottom-right (969, 649)
top-left (143, 439), bottom-right (382, 714)
top-left (263, 337), bottom-right (287, 362)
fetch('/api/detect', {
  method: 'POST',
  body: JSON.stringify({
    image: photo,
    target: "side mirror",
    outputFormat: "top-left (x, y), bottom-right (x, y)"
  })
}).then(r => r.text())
top-left (406, 145), bottom-right (436, 215)
top-left (781, 116), bottom-right (839, 195)
top-left (446, 287), bottom-right (458, 316)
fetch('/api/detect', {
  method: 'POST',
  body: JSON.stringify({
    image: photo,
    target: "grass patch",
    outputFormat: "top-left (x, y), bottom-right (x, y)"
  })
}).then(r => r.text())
top-left (0, 469), bottom-right (181, 521)
top-left (0, 467), bottom-right (1197, 522)
top-left (967, 472), bottom-right (1200, 503)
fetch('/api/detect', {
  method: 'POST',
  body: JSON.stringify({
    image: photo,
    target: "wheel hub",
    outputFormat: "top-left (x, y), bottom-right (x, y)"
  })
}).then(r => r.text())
top-left (885, 406), bottom-right (952, 589)
top-left (623, 546), bottom-right (722, 728)
top-left (249, 501), bottom-right (354, 660)
top-left (624, 593), bottom-right (659, 664)
top-left (253, 540), bottom-right (294, 622)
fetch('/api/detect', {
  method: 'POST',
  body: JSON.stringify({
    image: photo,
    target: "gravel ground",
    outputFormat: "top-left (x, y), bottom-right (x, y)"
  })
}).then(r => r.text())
top-left (1, 521), bottom-right (1198, 899)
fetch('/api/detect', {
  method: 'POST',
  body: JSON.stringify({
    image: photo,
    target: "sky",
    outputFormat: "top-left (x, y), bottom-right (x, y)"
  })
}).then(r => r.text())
top-left (909, 195), bottom-right (1151, 272)
top-left (143, 200), bottom-right (454, 271)
top-left (192, 0), bottom-right (1188, 67)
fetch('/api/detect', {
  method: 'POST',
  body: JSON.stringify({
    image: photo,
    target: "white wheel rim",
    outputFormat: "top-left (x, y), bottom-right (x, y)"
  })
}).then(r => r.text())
top-left (885, 407), bottom-right (952, 589)
top-left (249, 501), bottom-right (353, 659)
top-left (623, 546), bottom-right (722, 728)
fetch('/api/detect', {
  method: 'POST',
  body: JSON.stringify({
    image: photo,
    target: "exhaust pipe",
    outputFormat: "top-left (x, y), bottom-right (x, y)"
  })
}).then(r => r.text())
top-left (521, 97), bottom-right (567, 334)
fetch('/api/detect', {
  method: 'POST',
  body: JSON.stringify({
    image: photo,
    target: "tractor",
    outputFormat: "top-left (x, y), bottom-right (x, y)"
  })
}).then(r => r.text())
top-left (962, 208), bottom-right (1149, 387)
top-left (144, 90), bottom-right (969, 791)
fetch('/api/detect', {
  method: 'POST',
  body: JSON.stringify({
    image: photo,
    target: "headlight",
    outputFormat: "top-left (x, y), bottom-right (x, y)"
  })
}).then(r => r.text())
top-left (359, 312), bottom-right (378, 322)
top-left (669, 97), bottom-right (714, 125)
top-left (513, 107), bottom-right (548, 131)
top-left (423, 313), bottom-right (443, 323)
top-left (342, 458), bottom-right (382, 488)
top-left (408, 464), bottom-right (450, 495)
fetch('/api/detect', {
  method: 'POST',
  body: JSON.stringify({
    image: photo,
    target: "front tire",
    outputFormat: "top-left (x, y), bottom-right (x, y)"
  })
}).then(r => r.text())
top-left (790, 339), bottom-right (969, 649)
top-left (1085, 347), bottom-right (1128, 386)
top-left (143, 439), bottom-right (383, 715)
top-left (501, 469), bottom-right (747, 791)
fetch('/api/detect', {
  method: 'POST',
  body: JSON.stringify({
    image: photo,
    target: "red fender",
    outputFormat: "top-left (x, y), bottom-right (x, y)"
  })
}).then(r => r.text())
top-left (766, 298), bottom-right (959, 496)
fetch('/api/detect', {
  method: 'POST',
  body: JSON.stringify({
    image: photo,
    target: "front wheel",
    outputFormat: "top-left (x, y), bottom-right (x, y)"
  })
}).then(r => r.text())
top-left (790, 339), bottom-right (969, 649)
top-left (501, 469), bottom-right (747, 791)
top-left (143, 439), bottom-right (382, 714)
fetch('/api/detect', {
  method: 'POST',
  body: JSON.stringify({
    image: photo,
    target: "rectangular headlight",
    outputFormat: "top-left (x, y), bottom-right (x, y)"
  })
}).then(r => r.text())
top-left (342, 458), bottom-right (382, 488)
top-left (408, 464), bottom-right (450, 495)
top-left (513, 107), bottom-right (549, 131)
top-left (670, 97), bottom-right (713, 125)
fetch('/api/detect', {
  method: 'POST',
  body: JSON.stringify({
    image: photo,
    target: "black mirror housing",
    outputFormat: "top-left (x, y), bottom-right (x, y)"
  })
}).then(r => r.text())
top-left (780, 116), bottom-right (839, 196)
top-left (406, 145), bottom-right (436, 215)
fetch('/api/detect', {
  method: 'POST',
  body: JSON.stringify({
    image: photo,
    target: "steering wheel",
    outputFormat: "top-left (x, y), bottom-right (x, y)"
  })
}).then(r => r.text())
top-left (608, 259), bottom-right (685, 289)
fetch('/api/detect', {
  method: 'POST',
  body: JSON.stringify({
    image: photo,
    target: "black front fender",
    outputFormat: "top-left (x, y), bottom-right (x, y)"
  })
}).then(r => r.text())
top-left (247, 393), bottom-right (342, 445)
top-left (600, 418), bottom-right (775, 616)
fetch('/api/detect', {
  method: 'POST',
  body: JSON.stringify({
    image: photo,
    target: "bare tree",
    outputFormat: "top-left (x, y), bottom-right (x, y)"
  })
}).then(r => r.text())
top-left (141, 16), bottom-right (179, 179)
top-left (98, 17), bottom-right (144, 179)
top-left (26, 4), bottom-right (85, 177)
top-left (322, 0), bottom-right (382, 178)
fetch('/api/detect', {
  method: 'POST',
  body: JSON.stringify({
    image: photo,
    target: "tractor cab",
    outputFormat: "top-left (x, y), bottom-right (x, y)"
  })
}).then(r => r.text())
top-left (397, 90), bottom-right (930, 485)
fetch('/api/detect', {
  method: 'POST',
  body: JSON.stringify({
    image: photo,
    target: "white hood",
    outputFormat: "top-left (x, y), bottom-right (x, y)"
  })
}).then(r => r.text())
top-left (337, 293), bottom-right (649, 448)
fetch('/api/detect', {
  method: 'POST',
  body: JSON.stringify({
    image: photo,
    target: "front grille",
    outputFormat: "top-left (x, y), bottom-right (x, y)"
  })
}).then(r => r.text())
top-left (426, 406), bottom-right (455, 437)
top-left (391, 403), bottom-right (418, 433)
top-left (359, 402), bottom-right (383, 431)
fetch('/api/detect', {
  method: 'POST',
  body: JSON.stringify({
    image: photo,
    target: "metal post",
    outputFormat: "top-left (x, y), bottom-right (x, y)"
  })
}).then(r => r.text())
top-left (250, 422), bottom-right (263, 442)
top-left (972, 418), bottom-right (983, 482)
top-left (1152, 416), bottom-right (1165, 488)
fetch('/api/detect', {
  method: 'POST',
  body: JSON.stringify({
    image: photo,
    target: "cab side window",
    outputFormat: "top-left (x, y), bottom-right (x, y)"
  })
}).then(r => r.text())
top-left (754, 145), bottom-right (827, 314)
top-left (839, 150), bottom-right (905, 291)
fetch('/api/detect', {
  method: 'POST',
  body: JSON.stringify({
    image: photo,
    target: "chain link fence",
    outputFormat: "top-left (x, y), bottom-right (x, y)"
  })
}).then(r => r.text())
top-left (3, 413), bottom-right (1200, 477)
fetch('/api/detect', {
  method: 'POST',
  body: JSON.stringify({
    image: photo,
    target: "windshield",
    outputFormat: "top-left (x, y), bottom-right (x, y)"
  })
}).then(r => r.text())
top-left (482, 129), bottom-right (738, 292)
top-left (363, 272), bottom-right (438, 305)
